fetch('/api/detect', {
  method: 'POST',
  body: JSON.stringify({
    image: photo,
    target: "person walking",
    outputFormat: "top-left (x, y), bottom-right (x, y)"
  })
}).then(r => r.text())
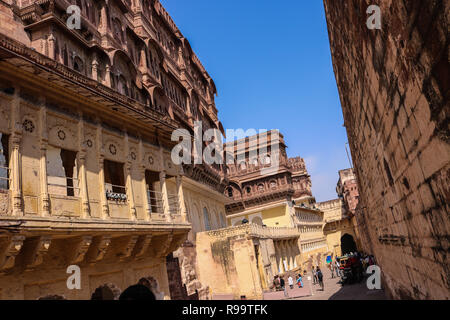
top-left (273, 275), bottom-right (281, 291)
top-left (335, 259), bottom-right (341, 277)
top-left (316, 267), bottom-right (324, 291)
top-left (312, 267), bottom-right (318, 285)
top-left (297, 274), bottom-right (304, 288)
top-left (280, 277), bottom-right (288, 297)
top-left (330, 261), bottom-right (335, 278)
top-left (288, 275), bottom-right (294, 290)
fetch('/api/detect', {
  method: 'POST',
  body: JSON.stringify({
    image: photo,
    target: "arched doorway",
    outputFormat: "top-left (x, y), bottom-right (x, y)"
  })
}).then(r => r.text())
top-left (341, 234), bottom-right (357, 255)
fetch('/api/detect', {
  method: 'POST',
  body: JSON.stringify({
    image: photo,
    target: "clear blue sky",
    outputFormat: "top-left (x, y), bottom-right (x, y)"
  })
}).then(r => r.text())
top-left (161, 0), bottom-right (352, 202)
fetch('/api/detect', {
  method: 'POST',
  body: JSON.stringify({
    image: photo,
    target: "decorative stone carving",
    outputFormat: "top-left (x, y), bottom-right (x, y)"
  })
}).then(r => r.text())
top-left (26, 236), bottom-right (52, 269)
top-left (67, 236), bottom-right (93, 264)
top-left (57, 129), bottom-right (66, 140)
top-left (86, 236), bottom-right (111, 263)
top-left (108, 143), bottom-right (117, 155)
top-left (119, 235), bottom-right (139, 261)
top-left (157, 233), bottom-right (173, 258)
top-left (22, 119), bottom-right (35, 133)
top-left (0, 235), bottom-right (25, 271)
top-left (85, 139), bottom-right (93, 148)
top-left (133, 235), bottom-right (152, 258)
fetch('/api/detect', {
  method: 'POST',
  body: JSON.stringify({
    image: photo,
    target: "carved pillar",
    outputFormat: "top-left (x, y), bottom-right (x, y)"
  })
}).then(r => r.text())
top-left (275, 242), bottom-right (282, 274)
top-left (186, 92), bottom-right (193, 123)
top-left (78, 114), bottom-right (90, 217)
top-left (287, 240), bottom-right (295, 270)
top-left (139, 48), bottom-right (147, 71)
top-left (91, 59), bottom-right (98, 81)
top-left (139, 138), bottom-right (150, 220)
top-left (10, 87), bottom-right (22, 216)
top-left (176, 175), bottom-right (187, 222)
top-left (39, 102), bottom-right (50, 216)
top-left (125, 162), bottom-right (137, 220)
top-left (47, 33), bottom-right (55, 60)
top-left (159, 171), bottom-right (171, 222)
top-left (10, 135), bottom-right (22, 216)
top-left (105, 64), bottom-right (112, 87)
top-left (96, 122), bottom-right (109, 218)
top-left (39, 142), bottom-right (50, 216)
top-left (285, 240), bottom-right (291, 270)
top-left (124, 131), bottom-right (136, 220)
top-left (78, 153), bottom-right (90, 218)
top-left (98, 157), bottom-right (109, 218)
top-left (281, 241), bottom-right (288, 272)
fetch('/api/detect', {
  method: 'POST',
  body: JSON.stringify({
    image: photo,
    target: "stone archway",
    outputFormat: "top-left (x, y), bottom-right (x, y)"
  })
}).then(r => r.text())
top-left (341, 233), bottom-right (357, 255)
top-left (91, 283), bottom-right (121, 300)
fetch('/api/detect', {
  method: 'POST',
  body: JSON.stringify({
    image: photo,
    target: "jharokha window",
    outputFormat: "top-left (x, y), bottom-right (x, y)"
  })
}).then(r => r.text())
top-left (47, 146), bottom-right (79, 197)
top-left (104, 159), bottom-right (126, 198)
top-left (0, 133), bottom-right (10, 191)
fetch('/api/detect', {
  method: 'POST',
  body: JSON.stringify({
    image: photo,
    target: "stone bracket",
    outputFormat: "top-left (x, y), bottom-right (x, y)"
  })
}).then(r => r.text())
top-left (86, 235), bottom-right (111, 264)
top-left (119, 235), bottom-right (139, 261)
top-left (158, 233), bottom-right (174, 258)
top-left (25, 236), bottom-right (52, 270)
top-left (133, 235), bottom-right (153, 259)
top-left (0, 235), bottom-right (25, 272)
top-left (67, 236), bottom-right (93, 264)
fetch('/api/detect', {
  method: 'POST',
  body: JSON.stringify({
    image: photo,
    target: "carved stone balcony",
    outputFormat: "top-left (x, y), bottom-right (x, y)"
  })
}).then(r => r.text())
top-left (205, 223), bottom-right (300, 241)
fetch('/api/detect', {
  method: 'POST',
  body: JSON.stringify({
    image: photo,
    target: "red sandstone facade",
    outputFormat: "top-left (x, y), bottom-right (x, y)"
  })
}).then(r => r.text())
top-left (336, 168), bottom-right (359, 216)
top-left (224, 130), bottom-right (313, 216)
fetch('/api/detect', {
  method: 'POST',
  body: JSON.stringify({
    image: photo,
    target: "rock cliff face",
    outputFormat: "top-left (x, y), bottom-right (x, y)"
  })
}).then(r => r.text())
top-left (323, 0), bottom-right (449, 299)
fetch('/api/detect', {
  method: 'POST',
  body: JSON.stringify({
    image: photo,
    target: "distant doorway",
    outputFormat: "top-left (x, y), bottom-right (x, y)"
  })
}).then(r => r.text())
top-left (341, 234), bottom-right (357, 255)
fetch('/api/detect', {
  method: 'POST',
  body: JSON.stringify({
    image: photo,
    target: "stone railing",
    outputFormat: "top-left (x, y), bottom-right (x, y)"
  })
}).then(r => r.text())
top-left (206, 223), bottom-right (300, 240)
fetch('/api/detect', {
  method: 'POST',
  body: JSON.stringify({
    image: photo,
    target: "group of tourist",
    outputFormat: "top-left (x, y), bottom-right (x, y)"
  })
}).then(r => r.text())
top-left (311, 266), bottom-right (324, 290)
top-left (271, 251), bottom-right (378, 297)
top-left (272, 273), bottom-right (306, 297)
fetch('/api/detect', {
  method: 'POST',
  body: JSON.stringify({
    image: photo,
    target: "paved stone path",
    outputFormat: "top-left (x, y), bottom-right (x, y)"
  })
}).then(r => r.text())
top-left (293, 269), bottom-right (388, 300)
